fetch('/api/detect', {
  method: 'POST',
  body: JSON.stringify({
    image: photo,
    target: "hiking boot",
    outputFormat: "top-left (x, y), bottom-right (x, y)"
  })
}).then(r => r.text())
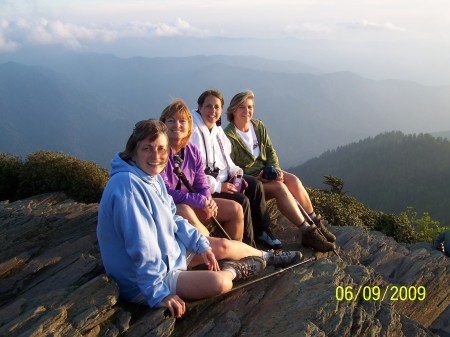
top-left (219, 256), bottom-right (266, 281)
top-left (313, 215), bottom-right (336, 243)
top-left (258, 228), bottom-right (282, 249)
top-left (301, 225), bottom-right (336, 252)
top-left (266, 249), bottom-right (302, 268)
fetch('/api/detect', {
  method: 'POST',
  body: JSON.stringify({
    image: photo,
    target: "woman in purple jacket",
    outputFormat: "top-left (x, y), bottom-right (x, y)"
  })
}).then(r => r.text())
top-left (160, 98), bottom-right (253, 245)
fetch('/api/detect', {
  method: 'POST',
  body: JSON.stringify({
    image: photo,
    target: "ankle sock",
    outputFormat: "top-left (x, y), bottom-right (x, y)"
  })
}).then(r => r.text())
top-left (222, 267), bottom-right (237, 280)
top-left (298, 220), bottom-right (310, 231)
top-left (261, 250), bottom-right (271, 261)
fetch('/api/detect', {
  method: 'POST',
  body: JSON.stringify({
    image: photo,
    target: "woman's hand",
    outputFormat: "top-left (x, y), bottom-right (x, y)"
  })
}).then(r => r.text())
top-left (256, 170), bottom-right (270, 183)
top-left (202, 198), bottom-right (218, 219)
top-left (257, 168), bottom-right (284, 183)
top-left (275, 168), bottom-right (284, 182)
top-left (221, 182), bottom-right (237, 194)
top-left (159, 294), bottom-right (186, 318)
top-left (200, 248), bottom-right (220, 271)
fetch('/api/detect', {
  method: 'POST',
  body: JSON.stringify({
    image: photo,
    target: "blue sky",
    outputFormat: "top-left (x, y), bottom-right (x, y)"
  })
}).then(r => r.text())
top-left (1, 0), bottom-right (450, 84)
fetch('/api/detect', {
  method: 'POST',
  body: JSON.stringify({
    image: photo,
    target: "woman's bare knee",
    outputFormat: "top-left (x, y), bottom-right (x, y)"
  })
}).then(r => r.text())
top-left (233, 203), bottom-right (244, 221)
top-left (286, 172), bottom-right (300, 183)
top-left (210, 273), bottom-right (233, 295)
top-left (176, 203), bottom-right (193, 217)
top-left (210, 238), bottom-right (230, 260)
top-left (272, 182), bottom-right (291, 199)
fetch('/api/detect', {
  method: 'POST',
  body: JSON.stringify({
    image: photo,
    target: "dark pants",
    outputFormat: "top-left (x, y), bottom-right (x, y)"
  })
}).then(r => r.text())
top-left (213, 175), bottom-right (271, 246)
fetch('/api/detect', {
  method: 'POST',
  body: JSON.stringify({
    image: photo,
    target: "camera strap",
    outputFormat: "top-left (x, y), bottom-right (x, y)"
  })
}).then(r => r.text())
top-left (199, 130), bottom-right (216, 170)
top-left (173, 148), bottom-right (186, 191)
top-left (216, 135), bottom-right (231, 172)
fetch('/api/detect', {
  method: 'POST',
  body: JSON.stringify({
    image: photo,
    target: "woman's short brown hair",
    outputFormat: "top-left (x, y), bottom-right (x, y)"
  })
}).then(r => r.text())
top-left (121, 119), bottom-right (168, 161)
top-left (197, 89), bottom-right (225, 109)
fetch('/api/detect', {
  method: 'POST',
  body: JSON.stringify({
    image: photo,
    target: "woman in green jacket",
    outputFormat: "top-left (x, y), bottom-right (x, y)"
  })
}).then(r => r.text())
top-left (224, 90), bottom-right (336, 253)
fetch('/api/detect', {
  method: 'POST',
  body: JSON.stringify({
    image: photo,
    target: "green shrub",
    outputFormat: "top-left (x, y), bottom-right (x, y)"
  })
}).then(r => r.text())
top-left (400, 207), bottom-right (450, 244)
top-left (17, 151), bottom-right (109, 203)
top-left (373, 213), bottom-right (418, 243)
top-left (307, 187), bottom-right (379, 229)
top-left (307, 187), bottom-right (422, 243)
top-left (0, 153), bottom-right (23, 201)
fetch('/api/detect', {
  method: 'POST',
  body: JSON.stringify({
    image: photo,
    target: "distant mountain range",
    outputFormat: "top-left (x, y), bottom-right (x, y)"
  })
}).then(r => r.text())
top-left (1, 51), bottom-right (450, 169)
top-left (290, 131), bottom-right (450, 225)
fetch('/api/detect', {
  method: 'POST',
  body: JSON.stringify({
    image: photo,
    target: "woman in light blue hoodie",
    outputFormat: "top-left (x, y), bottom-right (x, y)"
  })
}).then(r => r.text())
top-left (97, 119), bottom-right (274, 318)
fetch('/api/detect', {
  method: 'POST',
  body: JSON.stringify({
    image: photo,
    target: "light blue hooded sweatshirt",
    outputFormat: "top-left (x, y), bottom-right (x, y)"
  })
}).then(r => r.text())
top-left (97, 153), bottom-right (211, 307)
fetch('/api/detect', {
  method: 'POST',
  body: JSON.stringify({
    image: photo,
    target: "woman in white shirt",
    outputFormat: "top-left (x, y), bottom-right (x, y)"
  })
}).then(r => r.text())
top-left (190, 89), bottom-right (282, 250)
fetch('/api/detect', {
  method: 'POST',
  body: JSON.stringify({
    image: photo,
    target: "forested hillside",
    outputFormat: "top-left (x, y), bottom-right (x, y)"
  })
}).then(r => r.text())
top-left (290, 131), bottom-right (450, 225)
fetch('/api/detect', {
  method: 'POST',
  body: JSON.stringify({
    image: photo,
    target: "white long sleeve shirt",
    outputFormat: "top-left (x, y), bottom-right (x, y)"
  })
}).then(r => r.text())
top-left (190, 109), bottom-right (241, 194)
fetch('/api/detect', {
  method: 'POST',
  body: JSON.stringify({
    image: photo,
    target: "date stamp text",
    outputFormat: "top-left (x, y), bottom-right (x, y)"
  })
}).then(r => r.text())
top-left (335, 285), bottom-right (426, 302)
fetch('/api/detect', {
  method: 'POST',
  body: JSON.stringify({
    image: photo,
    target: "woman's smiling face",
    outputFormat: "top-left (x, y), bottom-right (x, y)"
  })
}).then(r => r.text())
top-left (199, 95), bottom-right (222, 129)
top-left (165, 111), bottom-right (190, 145)
top-left (233, 98), bottom-right (254, 125)
top-left (132, 134), bottom-right (169, 176)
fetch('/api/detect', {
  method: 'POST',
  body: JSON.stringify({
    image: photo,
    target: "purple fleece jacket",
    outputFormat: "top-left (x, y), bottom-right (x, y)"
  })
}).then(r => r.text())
top-left (161, 143), bottom-right (211, 209)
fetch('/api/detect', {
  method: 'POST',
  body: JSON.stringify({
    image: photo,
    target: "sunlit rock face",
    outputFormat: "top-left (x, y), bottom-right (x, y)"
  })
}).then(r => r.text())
top-left (0, 193), bottom-right (448, 337)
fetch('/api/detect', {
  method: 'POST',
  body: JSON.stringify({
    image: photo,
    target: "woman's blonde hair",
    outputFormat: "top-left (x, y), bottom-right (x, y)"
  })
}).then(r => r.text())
top-left (226, 90), bottom-right (255, 122)
top-left (160, 98), bottom-right (193, 148)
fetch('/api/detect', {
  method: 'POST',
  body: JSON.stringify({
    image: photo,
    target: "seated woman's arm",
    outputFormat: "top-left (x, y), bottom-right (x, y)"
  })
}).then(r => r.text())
top-left (161, 169), bottom-right (208, 208)
top-left (256, 120), bottom-right (280, 169)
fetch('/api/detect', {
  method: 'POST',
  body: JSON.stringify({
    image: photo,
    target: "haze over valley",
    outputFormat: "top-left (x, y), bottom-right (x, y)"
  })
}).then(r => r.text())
top-left (1, 0), bottom-right (450, 225)
top-left (1, 51), bottom-right (450, 169)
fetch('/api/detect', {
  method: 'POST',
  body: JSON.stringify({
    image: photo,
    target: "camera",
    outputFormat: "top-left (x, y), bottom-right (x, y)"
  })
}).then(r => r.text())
top-left (262, 166), bottom-right (279, 180)
top-left (204, 166), bottom-right (220, 179)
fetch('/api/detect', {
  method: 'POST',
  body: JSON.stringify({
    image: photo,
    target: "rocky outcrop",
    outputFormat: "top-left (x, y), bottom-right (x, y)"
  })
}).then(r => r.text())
top-left (0, 193), bottom-right (449, 337)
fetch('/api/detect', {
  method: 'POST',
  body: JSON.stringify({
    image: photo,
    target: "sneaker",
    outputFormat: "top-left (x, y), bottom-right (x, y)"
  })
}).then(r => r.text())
top-left (266, 249), bottom-right (302, 268)
top-left (313, 215), bottom-right (336, 243)
top-left (301, 225), bottom-right (336, 252)
top-left (258, 229), bottom-right (282, 249)
top-left (219, 256), bottom-right (266, 281)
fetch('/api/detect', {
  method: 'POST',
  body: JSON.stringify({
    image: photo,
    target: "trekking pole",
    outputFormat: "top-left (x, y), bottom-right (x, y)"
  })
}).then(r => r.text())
top-left (295, 200), bottom-right (341, 260)
top-left (172, 159), bottom-right (232, 241)
top-left (174, 256), bottom-right (316, 316)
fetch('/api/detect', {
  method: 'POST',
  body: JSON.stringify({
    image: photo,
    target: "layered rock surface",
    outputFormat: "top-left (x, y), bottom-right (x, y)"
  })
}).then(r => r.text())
top-left (0, 193), bottom-right (448, 337)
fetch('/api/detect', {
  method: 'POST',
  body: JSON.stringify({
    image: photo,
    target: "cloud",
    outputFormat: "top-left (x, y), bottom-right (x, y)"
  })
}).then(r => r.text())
top-left (342, 20), bottom-right (407, 32)
top-left (285, 23), bottom-right (334, 35)
top-left (122, 18), bottom-right (209, 38)
top-left (284, 19), bottom-right (407, 39)
top-left (0, 17), bottom-right (210, 52)
top-left (0, 19), bottom-right (19, 51)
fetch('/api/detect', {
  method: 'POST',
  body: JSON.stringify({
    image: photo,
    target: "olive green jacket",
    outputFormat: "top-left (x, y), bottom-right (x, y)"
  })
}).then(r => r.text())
top-left (224, 119), bottom-right (280, 177)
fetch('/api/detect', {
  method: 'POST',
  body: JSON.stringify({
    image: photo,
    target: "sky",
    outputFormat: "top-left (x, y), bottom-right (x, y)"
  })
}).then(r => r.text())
top-left (1, 0), bottom-right (450, 85)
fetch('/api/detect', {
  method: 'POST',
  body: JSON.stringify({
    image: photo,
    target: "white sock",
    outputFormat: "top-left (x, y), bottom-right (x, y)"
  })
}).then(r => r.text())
top-left (222, 267), bottom-right (237, 280)
top-left (261, 250), bottom-right (271, 261)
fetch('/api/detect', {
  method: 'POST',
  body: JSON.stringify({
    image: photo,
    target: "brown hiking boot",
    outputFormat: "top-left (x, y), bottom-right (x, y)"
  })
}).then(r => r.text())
top-left (301, 225), bottom-right (336, 252)
top-left (266, 249), bottom-right (302, 268)
top-left (313, 215), bottom-right (336, 243)
top-left (219, 256), bottom-right (266, 281)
